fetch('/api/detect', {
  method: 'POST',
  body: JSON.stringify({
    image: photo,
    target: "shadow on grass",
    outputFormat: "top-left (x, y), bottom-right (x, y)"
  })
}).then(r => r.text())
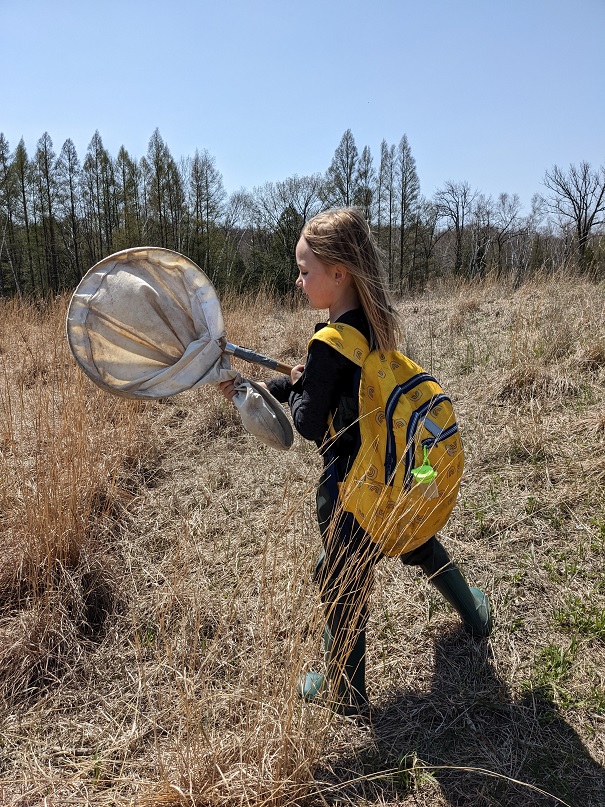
top-left (315, 630), bottom-right (605, 806)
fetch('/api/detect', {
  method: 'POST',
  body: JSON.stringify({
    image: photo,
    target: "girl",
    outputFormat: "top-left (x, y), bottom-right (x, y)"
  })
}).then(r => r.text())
top-left (220, 208), bottom-right (491, 716)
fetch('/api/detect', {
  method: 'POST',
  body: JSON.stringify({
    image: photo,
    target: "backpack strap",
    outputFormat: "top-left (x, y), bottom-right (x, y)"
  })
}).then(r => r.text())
top-left (309, 323), bottom-right (369, 447)
top-left (309, 322), bottom-right (371, 366)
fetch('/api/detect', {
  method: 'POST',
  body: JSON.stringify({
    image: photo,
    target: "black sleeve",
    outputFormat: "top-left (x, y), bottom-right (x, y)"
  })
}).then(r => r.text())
top-left (265, 376), bottom-right (292, 404)
top-left (288, 340), bottom-right (353, 442)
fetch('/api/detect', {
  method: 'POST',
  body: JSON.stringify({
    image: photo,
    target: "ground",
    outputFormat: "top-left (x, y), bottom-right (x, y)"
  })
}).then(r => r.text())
top-left (1, 276), bottom-right (604, 805)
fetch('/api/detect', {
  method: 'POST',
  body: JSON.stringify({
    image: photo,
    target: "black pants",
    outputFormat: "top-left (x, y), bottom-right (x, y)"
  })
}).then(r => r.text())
top-left (315, 482), bottom-right (455, 636)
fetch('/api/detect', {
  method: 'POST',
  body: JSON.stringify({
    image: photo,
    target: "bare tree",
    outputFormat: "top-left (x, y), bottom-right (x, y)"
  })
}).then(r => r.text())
top-left (543, 161), bottom-right (605, 269)
top-left (509, 195), bottom-right (548, 287)
top-left (409, 198), bottom-right (439, 290)
top-left (493, 192), bottom-right (522, 275)
top-left (276, 174), bottom-right (324, 223)
top-left (249, 174), bottom-right (324, 291)
top-left (251, 174), bottom-right (324, 231)
top-left (468, 194), bottom-right (495, 279)
top-left (434, 180), bottom-right (477, 274)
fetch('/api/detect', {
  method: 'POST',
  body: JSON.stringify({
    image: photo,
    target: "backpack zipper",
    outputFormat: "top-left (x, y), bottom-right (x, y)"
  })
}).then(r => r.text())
top-left (384, 374), bottom-right (437, 481)
top-left (402, 397), bottom-right (458, 488)
top-left (385, 375), bottom-right (458, 485)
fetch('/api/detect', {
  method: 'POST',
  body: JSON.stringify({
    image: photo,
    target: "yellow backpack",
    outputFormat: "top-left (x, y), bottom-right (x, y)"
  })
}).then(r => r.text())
top-left (311, 323), bottom-right (464, 556)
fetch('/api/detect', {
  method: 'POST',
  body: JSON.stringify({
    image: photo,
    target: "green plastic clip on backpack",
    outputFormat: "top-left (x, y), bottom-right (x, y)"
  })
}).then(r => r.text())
top-left (410, 445), bottom-right (437, 484)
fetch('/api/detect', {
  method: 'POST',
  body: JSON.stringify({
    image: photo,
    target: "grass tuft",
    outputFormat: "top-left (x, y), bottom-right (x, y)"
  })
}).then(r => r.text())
top-left (496, 365), bottom-right (580, 402)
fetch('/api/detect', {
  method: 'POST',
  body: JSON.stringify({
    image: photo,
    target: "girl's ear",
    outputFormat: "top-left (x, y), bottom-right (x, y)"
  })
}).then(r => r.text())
top-left (332, 263), bottom-right (348, 284)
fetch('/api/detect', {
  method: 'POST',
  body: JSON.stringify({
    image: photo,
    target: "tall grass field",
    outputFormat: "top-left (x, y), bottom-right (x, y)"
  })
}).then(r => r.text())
top-left (1, 276), bottom-right (604, 806)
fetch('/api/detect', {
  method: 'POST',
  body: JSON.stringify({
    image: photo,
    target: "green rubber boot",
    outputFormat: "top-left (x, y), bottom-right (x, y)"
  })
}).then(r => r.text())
top-left (429, 566), bottom-right (492, 637)
top-left (298, 625), bottom-right (369, 716)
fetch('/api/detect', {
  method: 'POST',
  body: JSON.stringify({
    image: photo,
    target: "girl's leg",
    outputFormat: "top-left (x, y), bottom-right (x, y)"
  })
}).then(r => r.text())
top-left (400, 536), bottom-right (492, 637)
top-left (301, 485), bottom-right (382, 713)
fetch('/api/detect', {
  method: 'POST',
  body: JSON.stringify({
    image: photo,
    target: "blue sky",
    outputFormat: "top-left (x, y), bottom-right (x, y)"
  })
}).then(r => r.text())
top-left (2, 0), bottom-right (604, 212)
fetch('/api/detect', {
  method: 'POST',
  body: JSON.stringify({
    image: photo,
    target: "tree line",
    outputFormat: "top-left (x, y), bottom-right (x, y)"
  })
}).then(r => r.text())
top-left (0, 127), bottom-right (603, 299)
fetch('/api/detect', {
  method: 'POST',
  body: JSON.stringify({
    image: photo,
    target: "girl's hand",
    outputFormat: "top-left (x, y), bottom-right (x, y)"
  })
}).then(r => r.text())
top-left (217, 378), bottom-right (238, 402)
top-left (290, 364), bottom-right (305, 385)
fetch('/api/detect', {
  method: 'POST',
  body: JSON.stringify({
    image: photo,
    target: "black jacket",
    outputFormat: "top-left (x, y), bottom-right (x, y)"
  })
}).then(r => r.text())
top-left (267, 308), bottom-right (371, 478)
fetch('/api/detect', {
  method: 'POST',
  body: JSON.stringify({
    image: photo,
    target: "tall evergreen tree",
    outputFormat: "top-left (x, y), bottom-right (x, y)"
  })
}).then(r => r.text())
top-left (188, 149), bottom-right (226, 275)
top-left (0, 133), bottom-right (18, 294)
top-left (12, 139), bottom-right (37, 292)
top-left (165, 156), bottom-right (186, 251)
top-left (57, 138), bottom-right (83, 281)
top-left (34, 132), bottom-right (60, 291)
top-left (354, 145), bottom-right (376, 224)
top-left (115, 145), bottom-right (143, 248)
top-left (325, 129), bottom-right (359, 207)
top-left (146, 128), bottom-right (173, 247)
top-left (138, 156), bottom-right (152, 243)
top-left (81, 131), bottom-right (116, 265)
top-left (395, 134), bottom-right (420, 290)
top-left (377, 140), bottom-right (396, 281)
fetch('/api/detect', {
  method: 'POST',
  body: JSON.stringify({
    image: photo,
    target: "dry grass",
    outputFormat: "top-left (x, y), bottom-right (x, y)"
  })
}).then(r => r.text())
top-left (1, 275), bottom-right (605, 806)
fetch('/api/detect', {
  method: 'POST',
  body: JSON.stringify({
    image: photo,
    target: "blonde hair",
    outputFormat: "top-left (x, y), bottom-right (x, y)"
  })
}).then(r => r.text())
top-left (302, 208), bottom-right (400, 351)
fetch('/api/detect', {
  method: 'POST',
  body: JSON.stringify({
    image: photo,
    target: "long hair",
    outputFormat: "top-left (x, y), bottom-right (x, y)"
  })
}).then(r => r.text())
top-left (301, 208), bottom-right (400, 351)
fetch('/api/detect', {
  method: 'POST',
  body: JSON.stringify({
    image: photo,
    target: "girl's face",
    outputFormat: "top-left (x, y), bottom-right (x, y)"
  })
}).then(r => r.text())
top-left (295, 237), bottom-right (339, 310)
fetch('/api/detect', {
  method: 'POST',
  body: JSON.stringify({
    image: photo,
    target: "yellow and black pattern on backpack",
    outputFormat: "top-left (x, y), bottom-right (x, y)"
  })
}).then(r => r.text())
top-left (311, 323), bottom-right (464, 556)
